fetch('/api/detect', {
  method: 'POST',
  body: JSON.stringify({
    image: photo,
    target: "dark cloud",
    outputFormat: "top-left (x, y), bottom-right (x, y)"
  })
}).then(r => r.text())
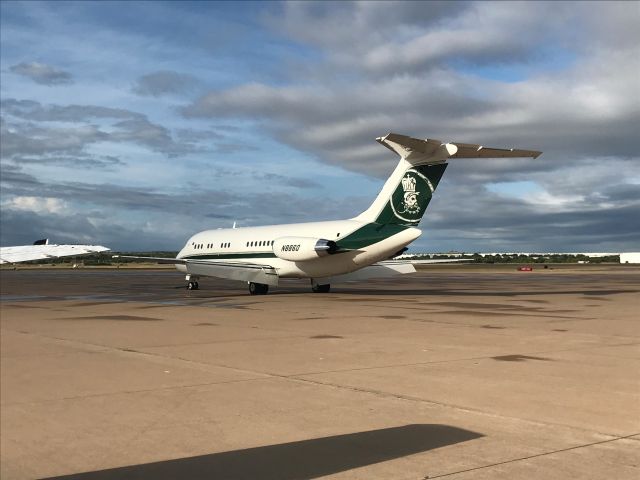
top-left (1, 99), bottom-right (135, 122)
top-left (132, 70), bottom-right (199, 97)
top-left (1, 99), bottom-right (194, 158)
top-left (175, 128), bottom-right (226, 143)
top-left (9, 154), bottom-right (124, 170)
top-left (9, 62), bottom-right (73, 85)
top-left (212, 142), bottom-right (259, 154)
top-left (0, 209), bottom-right (180, 251)
top-left (259, 173), bottom-right (320, 189)
top-left (0, 163), bottom-right (40, 187)
top-left (267, 2), bottom-right (575, 75)
top-left (0, 169), bottom-right (371, 250)
top-left (1, 121), bottom-right (108, 158)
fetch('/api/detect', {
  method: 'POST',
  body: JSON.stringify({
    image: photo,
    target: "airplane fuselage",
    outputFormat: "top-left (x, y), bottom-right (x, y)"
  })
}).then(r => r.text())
top-left (177, 219), bottom-right (421, 279)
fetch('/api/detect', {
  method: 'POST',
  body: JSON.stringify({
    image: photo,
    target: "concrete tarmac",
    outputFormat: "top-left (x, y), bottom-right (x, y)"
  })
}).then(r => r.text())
top-left (1, 266), bottom-right (639, 479)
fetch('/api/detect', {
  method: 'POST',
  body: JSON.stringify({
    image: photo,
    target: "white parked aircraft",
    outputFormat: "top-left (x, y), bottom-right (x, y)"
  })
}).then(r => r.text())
top-left (0, 239), bottom-right (110, 264)
top-left (117, 133), bottom-right (540, 294)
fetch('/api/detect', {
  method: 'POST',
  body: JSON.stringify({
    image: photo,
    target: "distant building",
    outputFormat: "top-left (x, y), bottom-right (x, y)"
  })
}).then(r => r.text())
top-left (620, 253), bottom-right (640, 264)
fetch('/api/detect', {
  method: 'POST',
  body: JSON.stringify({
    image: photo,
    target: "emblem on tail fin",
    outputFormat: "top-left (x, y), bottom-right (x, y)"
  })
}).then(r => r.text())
top-left (400, 174), bottom-right (420, 215)
top-left (389, 168), bottom-right (435, 223)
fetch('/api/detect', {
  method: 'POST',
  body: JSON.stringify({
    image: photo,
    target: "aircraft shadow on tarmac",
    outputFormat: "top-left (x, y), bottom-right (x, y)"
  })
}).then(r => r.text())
top-left (43, 424), bottom-right (482, 480)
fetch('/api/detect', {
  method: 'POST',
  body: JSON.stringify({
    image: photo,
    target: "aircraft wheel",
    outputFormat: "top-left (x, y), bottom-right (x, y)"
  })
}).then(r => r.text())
top-left (312, 283), bottom-right (330, 293)
top-left (187, 281), bottom-right (199, 290)
top-left (249, 282), bottom-right (269, 295)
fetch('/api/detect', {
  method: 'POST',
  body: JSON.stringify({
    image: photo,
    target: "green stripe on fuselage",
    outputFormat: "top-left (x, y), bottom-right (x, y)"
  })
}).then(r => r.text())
top-left (336, 223), bottom-right (409, 250)
top-left (182, 252), bottom-right (277, 260)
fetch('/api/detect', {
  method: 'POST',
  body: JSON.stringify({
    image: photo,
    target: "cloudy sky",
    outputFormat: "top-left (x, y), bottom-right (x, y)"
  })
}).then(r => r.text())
top-left (1, 1), bottom-right (639, 253)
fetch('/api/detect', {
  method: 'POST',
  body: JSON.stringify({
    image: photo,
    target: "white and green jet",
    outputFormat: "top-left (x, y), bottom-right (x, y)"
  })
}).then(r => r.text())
top-left (118, 133), bottom-right (541, 294)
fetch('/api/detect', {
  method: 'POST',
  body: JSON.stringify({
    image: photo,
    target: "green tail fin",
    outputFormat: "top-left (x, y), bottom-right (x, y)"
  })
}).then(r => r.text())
top-left (374, 163), bottom-right (448, 226)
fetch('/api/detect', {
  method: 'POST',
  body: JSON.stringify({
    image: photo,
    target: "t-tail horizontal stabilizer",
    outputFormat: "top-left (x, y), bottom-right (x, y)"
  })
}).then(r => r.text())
top-left (355, 133), bottom-right (541, 227)
top-left (377, 133), bottom-right (542, 164)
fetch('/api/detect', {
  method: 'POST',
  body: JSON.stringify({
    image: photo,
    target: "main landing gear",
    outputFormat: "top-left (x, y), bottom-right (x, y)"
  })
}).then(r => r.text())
top-left (185, 275), bottom-right (199, 290)
top-left (249, 282), bottom-right (269, 295)
top-left (311, 280), bottom-right (330, 293)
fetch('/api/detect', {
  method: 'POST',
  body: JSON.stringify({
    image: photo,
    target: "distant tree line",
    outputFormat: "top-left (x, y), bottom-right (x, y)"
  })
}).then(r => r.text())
top-left (405, 253), bottom-right (620, 264)
top-left (7, 252), bottom-right (622, 266)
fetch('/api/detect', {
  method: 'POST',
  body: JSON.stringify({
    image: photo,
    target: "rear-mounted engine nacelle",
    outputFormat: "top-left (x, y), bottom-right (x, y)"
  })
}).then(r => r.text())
top-left (273, 236), bottom-right (337, 262)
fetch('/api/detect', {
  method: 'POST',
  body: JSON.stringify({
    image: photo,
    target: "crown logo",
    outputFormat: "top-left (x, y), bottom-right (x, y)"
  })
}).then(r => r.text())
top-left (394, 172), bottom-right (421, 217)
top-left (402, 174), bottom-right (416, 193)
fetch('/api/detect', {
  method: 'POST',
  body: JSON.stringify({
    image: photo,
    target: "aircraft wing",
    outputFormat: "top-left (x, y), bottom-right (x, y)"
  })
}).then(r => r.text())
top-left (316, 260), bottom-right (416, 284)
top-left (409, 258), bottom-right (474, 264)
top-left (112, 255), bottom-right (186, 264)
top-left (0, 244), bottom-right (110, 265)
top-left (113, 255), bottom-right (280, 286)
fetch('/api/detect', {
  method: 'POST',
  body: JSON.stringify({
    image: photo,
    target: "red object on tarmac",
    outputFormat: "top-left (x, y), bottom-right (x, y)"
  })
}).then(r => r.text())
top-left (517, 266), bottom-right (533, 271)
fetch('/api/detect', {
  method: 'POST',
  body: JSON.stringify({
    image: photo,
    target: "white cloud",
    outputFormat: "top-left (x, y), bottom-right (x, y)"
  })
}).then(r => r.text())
top-left (4, 196), bottom-right (68, 214)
